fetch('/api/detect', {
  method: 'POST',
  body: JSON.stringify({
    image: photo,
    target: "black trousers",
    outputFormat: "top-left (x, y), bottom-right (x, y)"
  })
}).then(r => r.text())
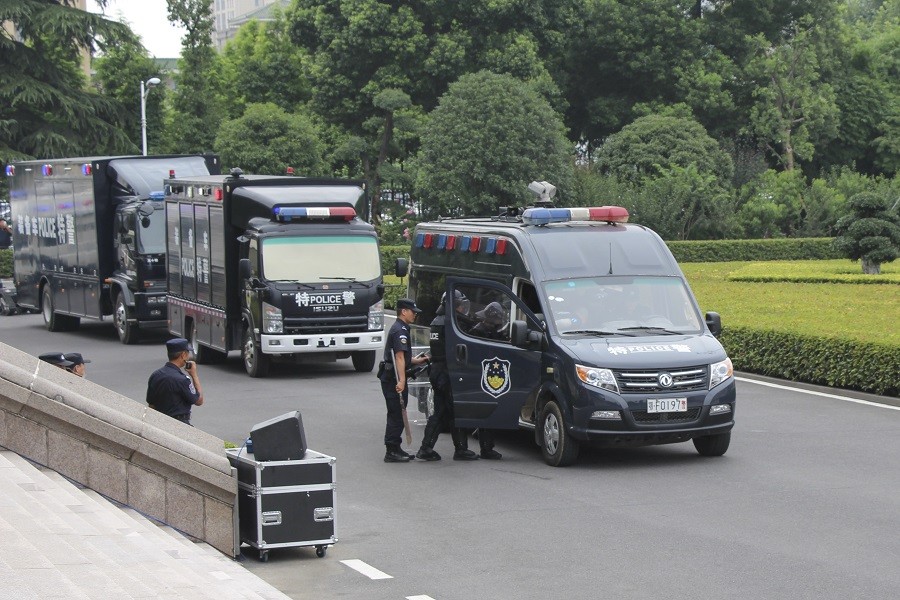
top-left (422, 365), bottom-right (468, 450)
top-left (381, 378), bottom-right (408, 447)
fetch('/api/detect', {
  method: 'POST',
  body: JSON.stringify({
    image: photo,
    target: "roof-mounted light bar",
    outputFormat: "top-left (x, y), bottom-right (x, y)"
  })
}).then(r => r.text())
top-left (521, 206), bottom-right (629, 226)
top-left (273, 206), bottom-right (356, 222)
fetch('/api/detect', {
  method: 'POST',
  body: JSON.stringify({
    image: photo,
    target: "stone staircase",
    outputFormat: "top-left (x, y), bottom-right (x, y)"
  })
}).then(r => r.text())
top-left (0, 450), bottom-right (291, 600)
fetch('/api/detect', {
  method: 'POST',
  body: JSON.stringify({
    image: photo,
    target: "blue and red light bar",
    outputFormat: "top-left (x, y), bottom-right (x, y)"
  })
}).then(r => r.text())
top-left (41, 164), bottom-right (53, 177)
top-left (522, 206), bottom-right (629, 225)
top-left (414, 232), bottom-right (508, 255)
top-left (81, 163), bottom-right (92, 176)
top-left (273, 206), bottom-right (356, 222)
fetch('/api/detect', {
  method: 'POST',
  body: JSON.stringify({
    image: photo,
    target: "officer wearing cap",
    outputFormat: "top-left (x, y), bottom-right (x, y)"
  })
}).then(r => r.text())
top-left (64, 353), bottom-right (90, 377)
top-left (146, 338), bottom-right (204, 425)
top-left (416, 290), bottom-right (479, 462)
top-left (379, 298), bottom-right (430, 463)
top-left (38, 352), bottom-right (74, 370)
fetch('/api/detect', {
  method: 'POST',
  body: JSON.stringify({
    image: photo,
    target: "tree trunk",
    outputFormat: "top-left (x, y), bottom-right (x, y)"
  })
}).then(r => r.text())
top-left (861, 259), bottom-right (881, 275)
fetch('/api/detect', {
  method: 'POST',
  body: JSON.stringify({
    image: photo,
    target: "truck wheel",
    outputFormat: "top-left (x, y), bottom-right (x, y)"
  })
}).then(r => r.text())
top-left (189, 321), bottom-right (225, 364)
top-left (42, 288), bottom-right (62, 331)
top-left (114, 292), bottom-right (139, 345)
top-left (538, 401), bottom-right (580, 467)
top-left (242, 327), bottom-right (270, 378)
top-left (692, 431), bottom-right (731, 457)
top-left (351, 350), bottom-right (376, 372)
top-left (0, 295), bottom-right (13, 316)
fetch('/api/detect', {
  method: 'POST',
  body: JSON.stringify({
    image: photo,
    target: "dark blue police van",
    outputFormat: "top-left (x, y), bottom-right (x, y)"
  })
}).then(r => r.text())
top-left (407, 199), bottom-right (735, 466)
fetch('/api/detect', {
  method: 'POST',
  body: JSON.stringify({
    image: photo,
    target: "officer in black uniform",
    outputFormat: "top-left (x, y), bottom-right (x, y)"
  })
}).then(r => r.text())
top-left (468, 302), bottom-right (505, 460)
top-left (146, 338), bottom-right (204, 425)
top-left (379, 298), bottom-right (430, 463)
top-left (415, 291), bottom-right (479, 462)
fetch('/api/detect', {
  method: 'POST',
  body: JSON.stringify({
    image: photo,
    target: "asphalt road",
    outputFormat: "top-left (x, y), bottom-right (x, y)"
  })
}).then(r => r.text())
top-left (2, 312), bottom-right (899, 600)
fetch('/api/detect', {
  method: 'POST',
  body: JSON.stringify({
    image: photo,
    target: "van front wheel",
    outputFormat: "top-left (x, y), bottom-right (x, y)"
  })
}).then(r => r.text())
top-left (538, 401), bottom-right (579, 467)
top-left (693, 432), bottom-right (731, 457)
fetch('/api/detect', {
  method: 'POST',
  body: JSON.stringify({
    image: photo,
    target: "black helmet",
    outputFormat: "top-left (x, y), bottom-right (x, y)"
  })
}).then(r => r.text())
top-left (441, 289), bottom-right (469, 315)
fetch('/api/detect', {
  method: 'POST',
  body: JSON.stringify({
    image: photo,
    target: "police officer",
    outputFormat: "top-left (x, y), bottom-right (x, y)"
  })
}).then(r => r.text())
top-left (415, 291), bottom-right (479, 462)
top-left (379, 298), bottom-right (430, 463)
top-left (63, 352), bottom-right (90, 378)
top-left (38, 352), bottom-right (74, 371)
top-left (468, 302), bottom-right (506, 460)
top-left (146, 338), bottom-right (204, 425)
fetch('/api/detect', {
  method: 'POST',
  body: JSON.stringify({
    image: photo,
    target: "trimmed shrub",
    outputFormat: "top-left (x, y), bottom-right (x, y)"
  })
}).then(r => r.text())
top-left (667, 238), bottom-right (842, 262)
top-left (721, 327), bottom-right (899, 397)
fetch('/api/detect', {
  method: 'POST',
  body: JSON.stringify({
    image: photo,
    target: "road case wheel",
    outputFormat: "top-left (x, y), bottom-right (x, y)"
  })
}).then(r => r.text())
top-left (259, 549), bottom-right (269, 562)
top-left (316, 545), bottom-right (327, 558)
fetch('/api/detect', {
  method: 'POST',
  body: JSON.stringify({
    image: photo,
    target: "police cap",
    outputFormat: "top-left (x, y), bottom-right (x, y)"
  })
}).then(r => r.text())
top-left (396, 298), bottom-right (422, 314)
top-left (475, 301), bottom-right (505, 324)
top-left (64, 353), bottom-right (91, 366)
top-left (38, 352), bottom-right (74, 368)
top-left (166, 338), bottom-right (191, 353)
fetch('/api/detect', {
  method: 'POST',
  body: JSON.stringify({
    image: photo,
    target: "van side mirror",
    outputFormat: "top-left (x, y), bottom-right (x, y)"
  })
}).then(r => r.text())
top-left (395, 257), bottom-right (409, 278)
top-left (239, 258), bottom-right (252, 282)
top-left (705, 311), bottom-right (722, 337)
top-left (511, 320), bottom-right (528, 347)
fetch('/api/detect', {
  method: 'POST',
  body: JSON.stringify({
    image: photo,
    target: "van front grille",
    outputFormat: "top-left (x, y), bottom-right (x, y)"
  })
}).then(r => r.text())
top-left (613, 365), bottom-right (709, 394)
top-left (631, 407), bottom-right (702, 423)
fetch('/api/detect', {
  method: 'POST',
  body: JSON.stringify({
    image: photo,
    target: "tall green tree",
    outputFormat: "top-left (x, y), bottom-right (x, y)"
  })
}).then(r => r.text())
top-left (744, 22), bottom-right (839, 171)
top-left (160, 0), bottom-right (221, 154)
top-left (415, 71), bottom-right (573, 217)
top-left (93, 26), bottom-right (164, 155)
top-left (213, 102), bottom-right (325, 176)
top-left (0, 0), bottom-right (133, 160)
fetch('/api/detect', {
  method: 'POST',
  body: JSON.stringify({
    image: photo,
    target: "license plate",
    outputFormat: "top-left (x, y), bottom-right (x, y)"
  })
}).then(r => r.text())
top-left (647, 398), bottom-right (687, 413)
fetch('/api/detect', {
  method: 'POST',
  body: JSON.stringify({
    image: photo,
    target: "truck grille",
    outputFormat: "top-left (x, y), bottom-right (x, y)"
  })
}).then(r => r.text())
top-left (283, 316), bottom-right (369, 335)
top-left (613, 365), bottom-right (709, 394)
top-left (631, 407), bottom-right (702, 423)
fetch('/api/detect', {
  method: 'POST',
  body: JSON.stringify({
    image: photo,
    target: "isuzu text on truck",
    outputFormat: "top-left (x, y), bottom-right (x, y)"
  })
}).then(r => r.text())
top-left (6, 155), bottom-right (220, 343)
top-left (406, 183), bottom-right (735, 466)
top-left (165, 169), bottom-right (392, 377)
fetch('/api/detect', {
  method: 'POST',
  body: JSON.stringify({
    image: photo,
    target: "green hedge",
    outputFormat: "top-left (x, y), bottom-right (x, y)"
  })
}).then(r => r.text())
top-left (667, 238), bottom-right (841, 263)
top-left (721, 327), bottom-right (899, 397)
top-left (0, 248), bottom-right (11, 277)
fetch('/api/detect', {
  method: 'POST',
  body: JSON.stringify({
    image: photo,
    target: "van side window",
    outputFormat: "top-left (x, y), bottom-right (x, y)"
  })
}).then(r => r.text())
top-left (455, 284), bottom-right (511, 344)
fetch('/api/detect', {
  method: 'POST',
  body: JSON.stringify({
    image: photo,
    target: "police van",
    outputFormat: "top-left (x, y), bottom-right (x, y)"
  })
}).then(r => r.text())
top-left (407, 191), bottom-right (736, 466)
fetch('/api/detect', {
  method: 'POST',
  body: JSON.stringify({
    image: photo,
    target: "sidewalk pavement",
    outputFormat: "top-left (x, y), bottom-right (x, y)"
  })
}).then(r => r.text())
top-left (0, 449), bottom-right (291, 600)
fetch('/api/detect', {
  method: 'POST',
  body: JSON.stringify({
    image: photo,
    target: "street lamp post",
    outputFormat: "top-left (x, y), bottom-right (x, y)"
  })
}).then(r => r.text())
top-left (140, 77), bottom-right (161, 156)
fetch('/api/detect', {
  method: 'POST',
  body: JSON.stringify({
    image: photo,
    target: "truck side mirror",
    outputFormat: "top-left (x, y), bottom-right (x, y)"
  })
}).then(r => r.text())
top-left (705, 311), bottom-right (722, 337)
top-left (239, 258), bottom-right (252, 282)
top-left (394, 257), bottom-right (408, 278)
top-left (376, 283), bottom-right (385, 299)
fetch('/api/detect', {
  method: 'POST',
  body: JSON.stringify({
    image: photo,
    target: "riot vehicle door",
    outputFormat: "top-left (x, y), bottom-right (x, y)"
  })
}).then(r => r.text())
top-left (444, 277), bottom-right (543, 430)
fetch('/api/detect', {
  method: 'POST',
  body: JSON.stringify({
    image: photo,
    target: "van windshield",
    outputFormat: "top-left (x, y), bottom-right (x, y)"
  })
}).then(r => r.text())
top-left (261, 236), bottom-right (381, 283)
top-left (544, 276), bottom-right (703, 335)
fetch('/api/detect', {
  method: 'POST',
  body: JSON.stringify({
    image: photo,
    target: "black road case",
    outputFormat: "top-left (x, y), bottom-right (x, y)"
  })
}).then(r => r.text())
top-left (226, 448), bottom-right (337, 561)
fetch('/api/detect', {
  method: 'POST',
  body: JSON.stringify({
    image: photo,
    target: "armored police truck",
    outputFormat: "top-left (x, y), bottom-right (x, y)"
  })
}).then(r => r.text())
top-left (164, 169), bottom-right (389, 378)
top-left (407, 200), bottom-right (736, 466)
top-left (6, 155), bottom-right (220, 343)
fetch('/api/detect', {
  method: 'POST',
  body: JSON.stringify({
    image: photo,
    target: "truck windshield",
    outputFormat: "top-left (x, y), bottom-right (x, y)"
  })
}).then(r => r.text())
top-left (136, 211), bottom-right (166, 254)
top-left (544, 276), bottom-right (703, 335)
top-left (261, 236), bottom-right (381, 283)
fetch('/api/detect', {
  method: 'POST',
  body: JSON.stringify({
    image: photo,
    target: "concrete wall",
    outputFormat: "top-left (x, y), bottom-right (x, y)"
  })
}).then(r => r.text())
top-left (0, 342), bottom-right (239, 556)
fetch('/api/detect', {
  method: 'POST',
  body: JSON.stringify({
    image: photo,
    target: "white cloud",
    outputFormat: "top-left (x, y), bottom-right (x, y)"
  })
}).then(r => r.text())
top-left (88, 0), bottom-right (186, 58)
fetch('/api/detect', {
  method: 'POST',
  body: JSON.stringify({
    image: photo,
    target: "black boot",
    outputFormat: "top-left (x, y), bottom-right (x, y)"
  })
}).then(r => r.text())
top-left (416, 446), bottom-right (441, 461)
top-left (480, 448), bottom-right (502, 460)
top-left (479, 429), bottom-right (502, 459)
top-left (384, 445), bottom-right (410, 463)
top-left (451, 428), bottom-right (479, 460)
top-left (453, 446), bottom-right (479, 460)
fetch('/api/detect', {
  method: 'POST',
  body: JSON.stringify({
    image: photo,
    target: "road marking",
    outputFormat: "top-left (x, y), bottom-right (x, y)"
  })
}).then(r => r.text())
top-left (340, 559), bottom-right (393, 580)
top-left (407, 596), bottom-right (436, 600)
top-left (736, 376), bottom-right (900, 411)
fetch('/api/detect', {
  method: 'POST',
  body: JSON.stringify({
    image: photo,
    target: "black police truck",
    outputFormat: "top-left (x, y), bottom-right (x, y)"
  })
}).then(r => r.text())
top-left (6, 155), bottom-right (220, 343)
top-left (407, 198), bottom-right (736, 466)
top-left (164, 169), bottom-right (390, 377)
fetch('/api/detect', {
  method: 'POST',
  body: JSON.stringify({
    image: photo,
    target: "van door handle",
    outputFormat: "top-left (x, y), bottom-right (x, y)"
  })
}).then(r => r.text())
top-left (455, 344), bottom-right (467, 364)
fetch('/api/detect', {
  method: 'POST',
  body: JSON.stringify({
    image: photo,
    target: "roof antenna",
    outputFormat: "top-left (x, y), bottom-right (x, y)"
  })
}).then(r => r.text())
top-left (608, 243), bottom-right (613, 275)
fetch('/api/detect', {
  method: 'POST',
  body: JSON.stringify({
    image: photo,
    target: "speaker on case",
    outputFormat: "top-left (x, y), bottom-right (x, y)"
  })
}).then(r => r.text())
top-left (250, 410), bottom-right (307, 461)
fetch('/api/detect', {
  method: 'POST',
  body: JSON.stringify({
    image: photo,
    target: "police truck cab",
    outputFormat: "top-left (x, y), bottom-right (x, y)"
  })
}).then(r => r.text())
top-left (407, 187), bottom-right (735, 466)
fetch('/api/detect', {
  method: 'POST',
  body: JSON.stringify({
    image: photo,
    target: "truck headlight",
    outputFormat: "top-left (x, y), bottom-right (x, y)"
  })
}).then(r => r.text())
top-left (263, 302), bottom-right (283, 334)
top-left (709, 357), bottom-right (733, 389)
top-left (368, 299), bottom-right (384, 330)
top-left (576, 364), bottom-right (619, 394)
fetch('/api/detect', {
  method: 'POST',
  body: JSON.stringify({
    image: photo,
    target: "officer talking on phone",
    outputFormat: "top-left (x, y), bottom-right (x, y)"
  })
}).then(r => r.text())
top-left (146, 338), bottom-right (204, 425)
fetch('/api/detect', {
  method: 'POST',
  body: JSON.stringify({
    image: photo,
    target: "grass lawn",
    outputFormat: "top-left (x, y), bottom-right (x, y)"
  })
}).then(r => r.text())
top-left (682, 261), bottom-right (900, 348)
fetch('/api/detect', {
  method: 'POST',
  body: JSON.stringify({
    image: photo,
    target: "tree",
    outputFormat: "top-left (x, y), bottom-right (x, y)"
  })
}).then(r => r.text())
top-left (93, 26), bottom-right (164, 155)
top-left (160, 0), bottom-right (221, 154)
top-left (744, 22), bottom-right (839, 171)
top-left (415, 71), bottom-right (573, 217)
top-left (833, 191), bottom-right (900, 274)
top-left (0, 0), bottom-right (133, 161)
top-left (595, 110), bottom-right (734, 185)
top-left (213, 103), bottom-right (325, 176)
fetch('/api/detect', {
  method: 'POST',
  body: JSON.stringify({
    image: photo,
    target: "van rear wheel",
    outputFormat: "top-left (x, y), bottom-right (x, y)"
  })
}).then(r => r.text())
top-left (242, 326), bottom-right (270, 378)
top-left (538, 401), bottom-right (579, 467)
top-left (693, 431), bottom-right (731, 457)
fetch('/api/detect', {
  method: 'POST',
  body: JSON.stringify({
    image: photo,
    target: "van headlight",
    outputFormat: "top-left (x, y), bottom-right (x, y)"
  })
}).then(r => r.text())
top-left (368, 299), bottom-right (384, 330)
top-left (263, 302), bottom-right (283, 334)
top-left (576, 364), bottom-right (619, 394)
top-left (709, 357), bottom-right (733, 389)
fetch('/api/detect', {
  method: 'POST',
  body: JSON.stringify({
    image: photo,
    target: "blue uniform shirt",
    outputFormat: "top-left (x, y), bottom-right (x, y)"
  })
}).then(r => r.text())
top-left (381, 319), bottom-right (411, 381)
top-left (146, 362), bottom-right (200, 417)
